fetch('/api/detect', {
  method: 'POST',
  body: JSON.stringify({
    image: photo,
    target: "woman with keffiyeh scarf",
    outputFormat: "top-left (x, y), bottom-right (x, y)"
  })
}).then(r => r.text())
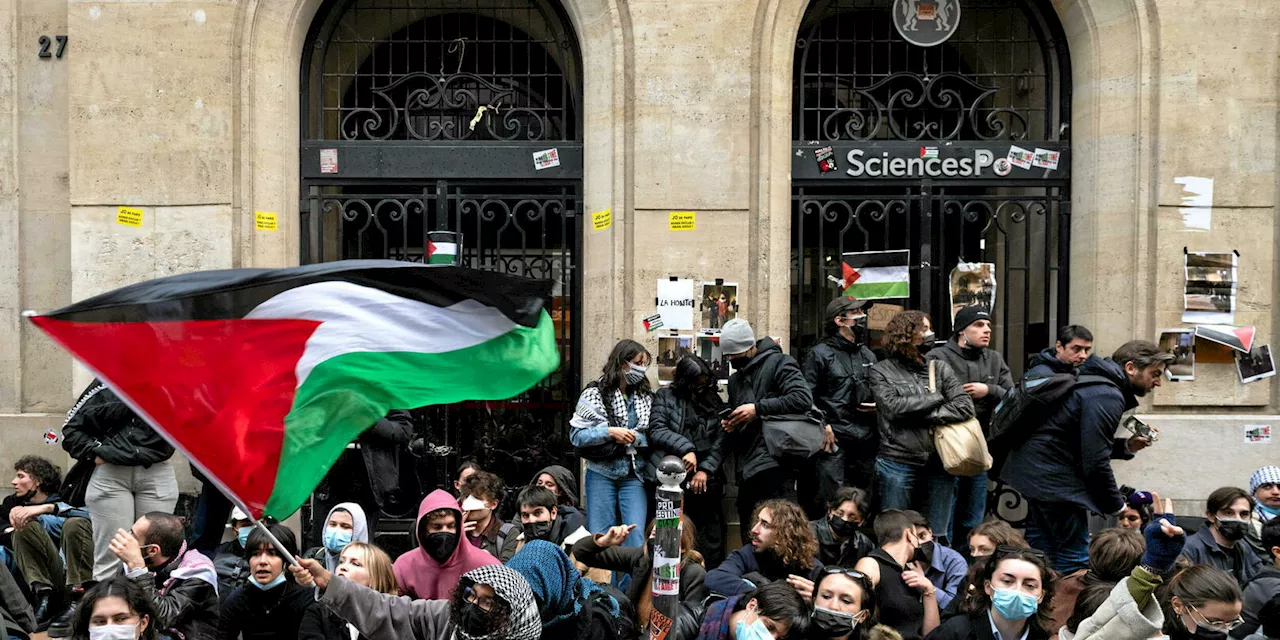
top-left (507, 540), bottom-right (636, 640)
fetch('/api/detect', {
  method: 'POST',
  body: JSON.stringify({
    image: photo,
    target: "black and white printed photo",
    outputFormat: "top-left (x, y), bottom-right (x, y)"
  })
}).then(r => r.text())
top-left (1237, 344), bottom-right (1276, 384)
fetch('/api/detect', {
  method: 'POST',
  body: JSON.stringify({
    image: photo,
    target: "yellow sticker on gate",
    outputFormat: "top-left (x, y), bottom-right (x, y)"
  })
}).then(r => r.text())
top-left (255, 211), bottom-right (279, 231)
top-left (592, 209), bottom-right (612, 231)
top-left (668, 211), bottom-right (696, 231)
top-left (116, 206), bottom-right (144, 228)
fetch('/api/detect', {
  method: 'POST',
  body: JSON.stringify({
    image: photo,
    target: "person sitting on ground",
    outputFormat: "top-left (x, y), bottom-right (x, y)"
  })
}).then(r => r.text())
top-left (70, 576), bottom-right (158, 640)
top-left (3, 455), bottom-right (66, 625)
top-left (460, 472), bottom-right (520, 563)
top-left (573, 514), bottom-right (708, 626)
top-left (924, 547), bottom-right (1056, 640)
top-left (1159, 564), bottom-right (1244, 640)
top-left (211, 508), bottom-right (253, 603)
top-left (1182, 487), bottom-right (1267, 588)
top-left (694, 582), bottom-right (809, 640)
top-left (811, 488), bottom-right (875, 570)
top-left (506, 540), bottom-right (637, 640)
top-left (0, 553), bottom-right (36, 640)
top-left (291, 551), bottom-right (542, 640)
top-left (1247, 466), bottom-right (1280, 561)
top-left (305, 503), bottom-right (369, 573)
top-left (966, 521), bottom-right (1028, 559)
top-left (807, 566), bottom-right (902, 640)
top-left (853, 510), bottom-right (940, 640)
top-left (1118, 490), bottom-right (1159, 532)
top-left (510, 486), bottom-right (591, 555)
top-left (907, 512), bottom-right (967, 611)
top-left (394, 489), bottom-right (498, 600)
top-left (298, 542), bottom-right (398, 640)
top-left (1046, 527), bottom-right (1145, 634)
top-left (40, 516), bottom-right (93, 639)
top-left (1059, 508), bottom-right (1187, 640)
top-left (706, 499), bottom-right (822, 597)
top-left (1235, 518), bottom-right (1280, 639)
top-left (454, 461), bottom-right (482, 498)
top-left (110, 511), bottom-right (219, 639)
top-left (531, 465), bottom-right (585, 520)
top-left (218, 522), bottom-right (314, 640)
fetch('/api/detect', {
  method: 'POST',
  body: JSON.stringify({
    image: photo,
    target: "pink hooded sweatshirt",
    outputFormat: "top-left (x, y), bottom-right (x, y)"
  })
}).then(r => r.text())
top-left (393, 489), bottom-right (500, 599)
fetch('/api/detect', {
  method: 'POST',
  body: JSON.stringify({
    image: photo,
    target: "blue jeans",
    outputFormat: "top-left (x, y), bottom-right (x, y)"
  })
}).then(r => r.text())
top-left (584, 469), bottom-right (646, 549)
top-left (1024, 499), bottom-right (1090, 574)
top-left (950, 472), bottom-right (989, 548)
top-left (875, 457), bottom-right (957, 543)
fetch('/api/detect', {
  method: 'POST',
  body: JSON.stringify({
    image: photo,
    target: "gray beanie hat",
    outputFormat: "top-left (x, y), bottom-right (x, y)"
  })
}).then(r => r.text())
top-left (720, 318), bottom-right (756, 356)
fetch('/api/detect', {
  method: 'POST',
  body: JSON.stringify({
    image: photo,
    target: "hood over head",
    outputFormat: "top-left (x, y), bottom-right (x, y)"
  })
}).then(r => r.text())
top-left (531, 465), bottom-right (579, 507)
top-left (320, 502), bottom-right (369, 571)
top-left (458, 564), bottom-right (543, 640)
top-left (393, 489), bottom-right (499, 600)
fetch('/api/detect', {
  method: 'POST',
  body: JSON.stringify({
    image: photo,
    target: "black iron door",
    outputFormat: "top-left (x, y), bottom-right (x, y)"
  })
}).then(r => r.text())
top-left (299, 0), bottom-right (583, 554)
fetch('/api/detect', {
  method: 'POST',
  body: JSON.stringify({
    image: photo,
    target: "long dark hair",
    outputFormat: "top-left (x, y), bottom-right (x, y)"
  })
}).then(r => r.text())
top-left (959, 548), bottom-right (1057, 634)
top-left (671, 355), bottom-right (724, 414)
top-left (599, 339), bottom-right (652, 396)
top-left (72, 576), bottom-right (159, 640)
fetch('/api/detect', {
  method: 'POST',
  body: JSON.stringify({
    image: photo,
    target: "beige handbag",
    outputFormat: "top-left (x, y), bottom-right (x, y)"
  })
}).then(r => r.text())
top-left (928, 360), bottom-right (992, 477)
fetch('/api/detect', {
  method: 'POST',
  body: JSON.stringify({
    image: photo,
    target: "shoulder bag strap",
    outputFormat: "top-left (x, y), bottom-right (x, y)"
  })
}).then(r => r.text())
top-left (928, 360), bottom-right (937, 393)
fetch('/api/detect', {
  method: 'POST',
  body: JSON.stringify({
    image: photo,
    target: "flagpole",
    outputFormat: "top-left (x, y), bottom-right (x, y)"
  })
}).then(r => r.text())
top-left (249, 515), bottom-right (301, 567)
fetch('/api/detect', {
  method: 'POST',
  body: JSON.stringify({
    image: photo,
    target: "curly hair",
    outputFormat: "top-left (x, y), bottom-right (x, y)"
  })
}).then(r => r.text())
top-left (958, 548), bottom-right (1058, 634)
top-left (14, 456), bottom-right (61, 495)
top-left (882, 310), bottom-right (931, 362)
top-left (754, 499), bottom-right (818, 569)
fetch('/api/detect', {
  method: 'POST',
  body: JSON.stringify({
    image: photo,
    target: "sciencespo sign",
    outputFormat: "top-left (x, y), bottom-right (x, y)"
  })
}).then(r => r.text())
top-left (797, 141), bottom-right (1070, 181)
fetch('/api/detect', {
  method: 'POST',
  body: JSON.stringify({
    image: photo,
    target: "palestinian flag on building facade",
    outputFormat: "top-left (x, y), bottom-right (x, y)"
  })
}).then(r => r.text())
top-left (26, 261), bottom-right (558, 519)
top-left (1195, 324), bottom-right (1255, 353)
top-left (841, 250), bottom-right (910, 300)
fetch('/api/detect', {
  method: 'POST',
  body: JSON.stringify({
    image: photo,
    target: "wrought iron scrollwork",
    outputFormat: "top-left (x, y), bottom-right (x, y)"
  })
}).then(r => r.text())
top-left (815, 72), bottom-right (1029, 142)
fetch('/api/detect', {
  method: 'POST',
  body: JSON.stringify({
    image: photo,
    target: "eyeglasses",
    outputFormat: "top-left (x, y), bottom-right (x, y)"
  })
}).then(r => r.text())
top-left (465, 586), bottom-right (496, 612)
top-left (1190, 605), bottom-right (1244, 632)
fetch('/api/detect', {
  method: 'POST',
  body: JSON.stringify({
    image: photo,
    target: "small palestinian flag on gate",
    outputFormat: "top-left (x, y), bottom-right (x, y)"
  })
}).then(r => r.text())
top-left (841, 250), bottom-right (911, 300)
top-left (25, 261), bottom-right (559, 519)
top-left (1195, 324), bottom-right (1256, 353)
top-left (427, 231), bottom-right (460, 265)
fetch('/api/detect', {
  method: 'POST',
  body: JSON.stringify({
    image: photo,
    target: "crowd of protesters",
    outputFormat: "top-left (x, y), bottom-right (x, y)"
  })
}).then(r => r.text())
top-left (0, 300), bottom-right (1274, 640)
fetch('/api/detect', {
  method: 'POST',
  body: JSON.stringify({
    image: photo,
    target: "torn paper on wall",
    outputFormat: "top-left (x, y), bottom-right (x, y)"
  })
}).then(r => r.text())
top-left (1174, 176), bottom-right (1213, 232)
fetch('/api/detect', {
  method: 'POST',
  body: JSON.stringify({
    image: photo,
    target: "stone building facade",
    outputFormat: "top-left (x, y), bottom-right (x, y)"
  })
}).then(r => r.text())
top-left (0, 0), bottom-right (1275, 516)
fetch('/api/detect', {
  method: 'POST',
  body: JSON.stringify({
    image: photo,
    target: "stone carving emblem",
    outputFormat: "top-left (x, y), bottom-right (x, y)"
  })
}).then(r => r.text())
top-left (893, 0), bottom-right (961, 47)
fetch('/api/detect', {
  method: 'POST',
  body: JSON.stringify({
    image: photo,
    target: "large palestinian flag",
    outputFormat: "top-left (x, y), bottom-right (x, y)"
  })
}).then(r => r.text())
top-left (27, 261), bottom-right (559, 519)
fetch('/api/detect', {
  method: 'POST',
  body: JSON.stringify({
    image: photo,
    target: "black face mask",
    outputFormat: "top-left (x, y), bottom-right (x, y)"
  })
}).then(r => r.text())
top-left (458, 601), bottom-right (492, 636)
top-left (423, 532), bottom-right (459, 563)
top-left (524, 520), bottom-right (554, 541)
top-left (916, 331), bottom-right (937, 355)
top-left (913, 540), bottom-right (935, 566)
top-left (1215, 518), bottom-right (1248, 542)
top-left (827, 515), bottom-right (859, 539)
top-left (811, 607), bottom-right (858, 638)
top-left (729, 356), bottom-right (751, 370)
top-left (1171, 622), bottom-right (1229, 640)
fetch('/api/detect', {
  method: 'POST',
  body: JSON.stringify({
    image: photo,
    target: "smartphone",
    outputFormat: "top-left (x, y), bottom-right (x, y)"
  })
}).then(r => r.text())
top-left (718, 407), bottom-right (734, 419)
top-left (460, 496), bottom-right (487, 512)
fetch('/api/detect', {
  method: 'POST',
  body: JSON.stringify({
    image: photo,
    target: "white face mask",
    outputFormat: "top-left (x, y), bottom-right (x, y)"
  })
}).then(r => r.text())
top-left (89, 623), bottom-right (140, 640)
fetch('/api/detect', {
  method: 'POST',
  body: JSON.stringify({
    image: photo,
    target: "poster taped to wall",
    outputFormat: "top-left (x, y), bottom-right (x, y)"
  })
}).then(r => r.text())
top-left (1157, 329), bottom-right (1195, 381)
top-left (950, 262), bottom-right (997, 320)
top-left (1237, 344), bottom-right (1276, 384)
top-left (656, 335), bottom-right (694, 386)
top-left (656, 279), bottom-right (697, 331)
top-left (1182, 251), bottom-right (1237, 324)
top-left (1244, 425), bottom-right (1272, 444)
top-left (701, 282), bottom-right (739, 331)
top-left (697, 334), bottom-right (731, 385)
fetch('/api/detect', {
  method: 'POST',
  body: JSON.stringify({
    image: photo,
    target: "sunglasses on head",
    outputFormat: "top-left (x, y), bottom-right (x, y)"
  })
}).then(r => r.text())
top-left (817, 566), bottom-right (874, 591)
top-left (992, 545), bottom-right (1047, 561)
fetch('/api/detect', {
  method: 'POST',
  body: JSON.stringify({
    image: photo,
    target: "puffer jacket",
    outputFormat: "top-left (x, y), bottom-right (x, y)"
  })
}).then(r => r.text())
top-left (925, 339), bottom-right (1013, 429)
top-left (999, 355), bottom-right (1134, 515)
top-left (868, 357), bottom-right (975, 466)
top-left (61, 379), bottom-right (174, 466)
top-left (802, 335), bottom-right (879, 450)
top-left (1058, 577), bottom-right (1163, 640)
top-left (725, 338), bottom-right (814, 482)
top-left (648, 386), bottom-right (728, 483)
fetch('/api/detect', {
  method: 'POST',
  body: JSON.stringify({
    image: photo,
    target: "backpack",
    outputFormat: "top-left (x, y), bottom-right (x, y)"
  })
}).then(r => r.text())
top-left (988, 371), bottom-right (1114, 463)
top-left (495, 522), bottom-right (518, 556)
top-left (577, 584), bottom-right (639, 640)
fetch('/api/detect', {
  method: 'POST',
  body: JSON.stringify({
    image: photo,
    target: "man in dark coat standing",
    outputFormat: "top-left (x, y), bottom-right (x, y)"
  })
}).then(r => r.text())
top-left (925, 306), bottom-right (1012, 548)
top-left (1001, 340), bottom-right (1171, 574)
top-left (720, 318), bottom-right (815, 543)
top-left (801, 297), bottom-right (879, 518)
top-left (1025, 324), bottom-right (1094, 379)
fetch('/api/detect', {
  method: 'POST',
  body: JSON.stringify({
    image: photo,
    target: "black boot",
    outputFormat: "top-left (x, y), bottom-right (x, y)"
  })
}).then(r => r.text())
top-left (33, 588), bottom-right (54, 631)
top-left (47, 584), bottom-right (83, 639)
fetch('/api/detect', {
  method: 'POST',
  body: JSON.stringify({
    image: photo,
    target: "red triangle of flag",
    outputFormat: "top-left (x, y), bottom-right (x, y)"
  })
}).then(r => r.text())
top-left (842, 262), bottom-right (861, 285)
top-left (426, 240), bottom-right (437, 257)
top-left (1235, 326), bottom-right (1256, 352)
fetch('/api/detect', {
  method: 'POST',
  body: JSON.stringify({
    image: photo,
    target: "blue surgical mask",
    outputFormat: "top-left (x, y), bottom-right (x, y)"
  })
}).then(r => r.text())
top-left (991, 588), bottom-right (1040, 622)
top-left (236, 526), bottom-right (251, 548)
top-left (734, 612), bottom-right (773, 640)
top-left (323, 527), bottom-right (353, 554)
top-left (250, 572), bottom-right (287, 591)
top-left (1258, 503), bottom-right (1280, 518)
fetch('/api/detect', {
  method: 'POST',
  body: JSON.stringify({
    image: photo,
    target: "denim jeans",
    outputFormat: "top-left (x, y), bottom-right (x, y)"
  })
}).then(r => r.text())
top-left (1024, 498), bottom-right (1090, 574)
top-left (950, 472), bottom-right (989, 549)
top-left (874, 457), bottom-right (957, 544)
top-left (584, 469), bottom-right (646, 549)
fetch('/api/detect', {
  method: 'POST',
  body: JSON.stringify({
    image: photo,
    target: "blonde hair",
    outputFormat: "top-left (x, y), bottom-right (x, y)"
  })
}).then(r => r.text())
top-left (339, 542), bottom-right (398, 595)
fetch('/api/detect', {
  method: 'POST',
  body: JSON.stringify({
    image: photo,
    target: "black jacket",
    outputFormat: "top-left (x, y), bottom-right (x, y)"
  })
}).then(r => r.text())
top-left (1025, 348), bottom-right (1073, 379)
top-left (868, 357), bottom-right (975, 466)
top-left (925, 339), bottom-right (1013, 429)
top-left (725, 338), bottom-right (814, 481)
top-left (61, 379), bottom-right (174, 466)
top-left (572, 536), bottom-right (709, 606)
top-left (1181, 526), bottom-right (1266, 589)
top-left (802, 335), bottom-right (879, 450)
top-left (125, 550), bottom-right (221, 640)
top-left (649, 387), bottom-right (728, 482)
top-left (1234, 566), bottom-right (1280, 638)
top-left (705, 544), bottom-right (823, 596)
top-left (999, 356), bottom-right (1134, 515)
top-left (218, 579), bottom-right (314, 640)
top-left (211, 539), bottom-right (250, 604)
top-left (810, 517), bottom-right (875, 568)
top-left (360, 410), bottom-right (415, 512)
top-left (924, 610), bottom-right (1050, 640)
top-left (298, 604), bottom-right (372, 640)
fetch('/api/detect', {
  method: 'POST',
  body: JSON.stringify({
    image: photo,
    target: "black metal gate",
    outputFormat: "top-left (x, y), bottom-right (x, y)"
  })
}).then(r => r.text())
top-left (299, 0), bottom-right (583, 554)
top-left (790, 0), bottom-right (1072, 527)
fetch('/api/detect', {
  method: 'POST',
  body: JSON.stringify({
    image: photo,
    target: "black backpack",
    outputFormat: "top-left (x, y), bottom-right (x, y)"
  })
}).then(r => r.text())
top-left (988, 371), bottom-right (1114, 465)
top-left (577, 584), bottom-right (639, 640)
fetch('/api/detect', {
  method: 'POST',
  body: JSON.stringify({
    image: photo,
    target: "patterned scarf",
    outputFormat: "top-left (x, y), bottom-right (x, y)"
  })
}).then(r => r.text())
top-left (507, 540), bottom-right (619, 626)
top-left (696, 596), bottom-right (740, 640)
top-left (457, 564), bottom-right (542, 640)
top-left (572, 384), bottom-right (652, 433)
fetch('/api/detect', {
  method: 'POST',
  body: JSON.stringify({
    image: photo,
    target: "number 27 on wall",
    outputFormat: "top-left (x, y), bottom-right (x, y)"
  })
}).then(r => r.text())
top-left (38, 36), bottom-right (68, 59)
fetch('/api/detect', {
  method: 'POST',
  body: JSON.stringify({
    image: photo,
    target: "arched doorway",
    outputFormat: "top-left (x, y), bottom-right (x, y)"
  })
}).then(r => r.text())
top-left (299, 0), bottom-right (583, 554)
top-left (788, 0), bottom-right (1071, 527)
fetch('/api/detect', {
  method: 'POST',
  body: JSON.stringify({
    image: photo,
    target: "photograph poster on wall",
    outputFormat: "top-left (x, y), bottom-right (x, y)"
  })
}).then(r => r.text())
top-left (656, 334), bottom-right (694, 386)
top-left (1237, 344), bottom-right (1276, 384)
top-left (1182, 251), bottom-right (1237, 324)
top-left (700, 282), bottom-right (739, 332)
top-left (950, 262), bottom-right (997, 321)
top-left (697, 334), bottom-right (731, 385)
top-left (1157, 329), bottom-right (1195, 381)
